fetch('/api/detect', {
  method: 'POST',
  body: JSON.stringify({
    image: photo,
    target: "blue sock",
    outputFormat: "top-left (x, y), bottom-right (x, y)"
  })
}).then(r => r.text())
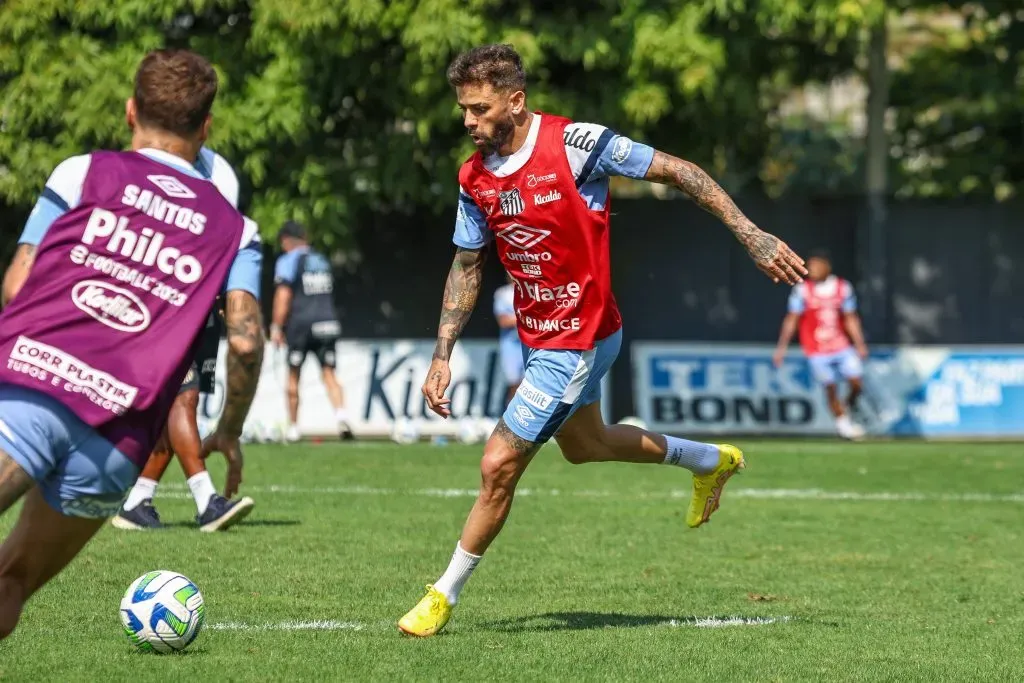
top-left (663, 436), bottom-right (720, 474)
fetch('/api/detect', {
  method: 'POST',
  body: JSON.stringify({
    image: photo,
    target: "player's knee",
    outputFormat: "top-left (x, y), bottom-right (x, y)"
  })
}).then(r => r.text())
top-left (559, 437), bottom-right (606, 465)
top-left (479, 449), bottom-right (520, 497)
top-left (556, 422), bottom-right (608, 465)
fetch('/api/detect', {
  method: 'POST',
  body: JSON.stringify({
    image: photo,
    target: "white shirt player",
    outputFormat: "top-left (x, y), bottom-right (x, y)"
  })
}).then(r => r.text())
top-left (453, 115), bottom-right (655, 249)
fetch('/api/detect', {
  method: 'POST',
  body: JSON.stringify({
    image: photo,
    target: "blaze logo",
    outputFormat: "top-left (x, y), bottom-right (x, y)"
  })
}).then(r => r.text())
top-left (146, 175), bottom-right (197, 200)
top-left (497, 223), bottom-right (550, 250)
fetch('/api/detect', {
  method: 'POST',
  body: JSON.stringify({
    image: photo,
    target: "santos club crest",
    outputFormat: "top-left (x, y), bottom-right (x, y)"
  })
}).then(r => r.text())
top-left (499, 188), bottom-right (525, 217)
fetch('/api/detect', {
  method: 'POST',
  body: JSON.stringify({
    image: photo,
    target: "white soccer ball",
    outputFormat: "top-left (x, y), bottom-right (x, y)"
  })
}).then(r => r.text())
top-left (456, 418), bottom-right (485, 445)
top-left (120, 570), bottom-right (205, 653)
top-left (390, 418), bottom-right (421, 445)
top-left (617, 415), bottom-right (649, 431)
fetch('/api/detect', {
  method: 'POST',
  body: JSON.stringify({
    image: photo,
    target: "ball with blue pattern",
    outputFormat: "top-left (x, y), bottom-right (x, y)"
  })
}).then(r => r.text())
top-left (120, 570), bottom-right (205, 653)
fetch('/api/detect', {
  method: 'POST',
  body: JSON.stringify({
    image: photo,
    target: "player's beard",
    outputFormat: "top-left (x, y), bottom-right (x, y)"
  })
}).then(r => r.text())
top-left (476, 116), bottom-right (515, 156)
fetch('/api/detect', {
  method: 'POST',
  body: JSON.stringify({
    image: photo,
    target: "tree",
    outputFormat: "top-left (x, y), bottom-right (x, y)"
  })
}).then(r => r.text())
top-left (887, 1), bottom-right (1024, 200)
top-left (0, 0), bottom-right (879, 245)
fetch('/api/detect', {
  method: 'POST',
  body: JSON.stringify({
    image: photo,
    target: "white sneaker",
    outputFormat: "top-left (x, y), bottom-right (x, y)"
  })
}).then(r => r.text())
top-left (285, 425), bottom-right (301, 443)
top-left (836, 415), bottom-right (866, 441)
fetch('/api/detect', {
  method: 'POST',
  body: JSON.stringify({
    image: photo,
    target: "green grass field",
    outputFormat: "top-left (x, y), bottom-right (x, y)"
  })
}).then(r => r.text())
top-left (1, 439), bottom-right (1023, 682)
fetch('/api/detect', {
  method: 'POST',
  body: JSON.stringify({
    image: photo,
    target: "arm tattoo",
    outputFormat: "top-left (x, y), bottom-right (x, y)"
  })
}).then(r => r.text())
top-left (219, 292), bottom-right (264, 437)
top-left (494, 419), bottom-right (542, 459)
top-left (15, 244), bottom-right (36, 268)
top-left (433, 246), bottom-right (486, 361)
top-left (2, 244), bottom-right (37, 307)
top-left (645, 151), bottom-right (780, 266)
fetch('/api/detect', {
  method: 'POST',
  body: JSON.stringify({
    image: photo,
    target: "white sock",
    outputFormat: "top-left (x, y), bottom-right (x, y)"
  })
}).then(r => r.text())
top-left (187, 471), bottom-right (217, 515)
top-left (433, 542), bottom-right (482, 605)
top-left (335, 408), bottom-right (349, 423)
top-left (662, 436), bottom-right (721, 474)
top-left (836, 414), bottom-right (852, 430)
top-left (123, 477), bottom-right (158, 511)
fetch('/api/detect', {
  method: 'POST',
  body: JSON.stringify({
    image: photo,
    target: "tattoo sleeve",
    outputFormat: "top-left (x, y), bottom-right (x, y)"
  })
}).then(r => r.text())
top-left (644, 151), bottom-right (780, 265)
top-left (1, 244), bottom-right (37, 307)
top-left (433, 246), bottom-right (487, 361)
top-left (494, 419), bottom-right (542, 459)
top-left (219, 290), bottom-right (264, 437)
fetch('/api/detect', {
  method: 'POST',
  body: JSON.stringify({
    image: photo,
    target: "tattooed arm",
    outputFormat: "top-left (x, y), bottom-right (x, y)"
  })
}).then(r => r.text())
top-left (433, 246), bottom-right (487, 361)
top-left (422, 246), bottom-right (487, 417)
top-left (1, 244), bottom-right (37, 307)
top-left (201, 289), bottom-right (263, 497)
top-left (219, 290), bottom-right (264, 436)
top-left (644, 152), bottom-right (806, 285)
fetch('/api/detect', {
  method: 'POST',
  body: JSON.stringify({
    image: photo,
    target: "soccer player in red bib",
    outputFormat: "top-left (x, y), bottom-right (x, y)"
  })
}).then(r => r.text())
top-left (773, 251), bottom-right (869, 439)
top-left (398, 44), bottom-right (806, 636)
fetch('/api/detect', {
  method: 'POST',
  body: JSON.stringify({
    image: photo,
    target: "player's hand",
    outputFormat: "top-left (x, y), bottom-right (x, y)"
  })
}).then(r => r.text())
top-left (772, 348), bottom-right (786, 368)
top-left (201, 430), bottom-right (244, 498)
top-left (422, 358), bottom-right (452, 418)
top-left (856, 343), bottom-right (869, 359)
top-left (270, 325), bottom-right (285, 348)
top-left (744, 231), bottom-right (807, 285)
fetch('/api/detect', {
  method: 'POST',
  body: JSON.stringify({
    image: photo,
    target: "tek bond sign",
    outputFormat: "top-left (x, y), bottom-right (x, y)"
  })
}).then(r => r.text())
top-left (199, 339), bottom-right (610, 439)
top-left (632, 343), bottom-right (1024, 438)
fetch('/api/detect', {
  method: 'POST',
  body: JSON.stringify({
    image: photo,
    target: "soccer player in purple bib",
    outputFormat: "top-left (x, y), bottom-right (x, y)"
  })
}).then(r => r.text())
top-left (0, 49), bottom-right (263, 640)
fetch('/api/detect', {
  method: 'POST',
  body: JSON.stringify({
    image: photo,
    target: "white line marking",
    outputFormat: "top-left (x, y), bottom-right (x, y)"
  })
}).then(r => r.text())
top-left (157, 484), bottom-right (1024, 504)
top-left (208, 620), bottom-right (366, 632)
top-left (663, 616), bottom-right (791, 628)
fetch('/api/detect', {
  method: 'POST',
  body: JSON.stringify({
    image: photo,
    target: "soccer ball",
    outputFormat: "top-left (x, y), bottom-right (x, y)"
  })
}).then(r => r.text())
top-left (120, 570), bottom-right (206, 653)
top-left (617, 415), bottom-right (649, 431)
top-left (390, 418), bottom-right (421, 444)
top-left (456, 418), bottom-right (486, 444)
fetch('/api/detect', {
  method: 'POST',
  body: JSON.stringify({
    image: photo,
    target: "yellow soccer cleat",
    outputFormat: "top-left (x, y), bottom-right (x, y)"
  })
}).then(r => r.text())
top-left (398, 585), bottom-right (452, 637)
top-left (686, 444), bottom-right (745, 528)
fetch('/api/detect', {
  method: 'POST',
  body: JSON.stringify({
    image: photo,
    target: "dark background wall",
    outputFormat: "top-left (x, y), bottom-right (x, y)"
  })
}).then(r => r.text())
top-left (314, 195), bottom-right (1024, 417)
top-left (6, 194), bottom-right (1022, 416)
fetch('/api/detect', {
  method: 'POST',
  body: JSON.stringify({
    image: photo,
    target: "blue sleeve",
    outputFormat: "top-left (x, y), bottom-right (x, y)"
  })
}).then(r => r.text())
top-left (224, 241), bottom-right (263, 299)
top-left (453, 190), bottom-right (491, 249)
top-left (842, 287), bottom-right (857, 314)
top-left (274, 252), bottom-right (299, 285)
top-left (19, 195), bottom-right (67, 246)
top-left (585, 134), bottom-right (655, 183)
top-left (787, 287), bottom-right (805, 314)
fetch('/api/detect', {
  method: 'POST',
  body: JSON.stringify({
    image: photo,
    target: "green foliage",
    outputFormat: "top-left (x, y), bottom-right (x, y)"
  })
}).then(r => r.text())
top-left (888, 2), bottom-right (1024, 200)
top-left (6, 0), bottom-right (972, 245)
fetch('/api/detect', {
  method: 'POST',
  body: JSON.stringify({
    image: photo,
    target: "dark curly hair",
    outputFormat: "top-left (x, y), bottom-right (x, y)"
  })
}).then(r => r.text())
top-left (447, 44), bottom-right (526, 92)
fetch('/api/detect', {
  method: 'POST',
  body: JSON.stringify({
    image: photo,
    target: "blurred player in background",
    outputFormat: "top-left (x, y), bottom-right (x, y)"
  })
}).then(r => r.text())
top-left (773, 250), bottom-right (868, 440)
top-left (493, 273), bottom-right (524, 406)
top-left (112, 146), bottom-right (257, 532)
top-left (399, 44), bottom-right (806, 637)
top-left (0, 49), bottom-right (263, 640)
top-left (270, 221), bottom-right (354, 442)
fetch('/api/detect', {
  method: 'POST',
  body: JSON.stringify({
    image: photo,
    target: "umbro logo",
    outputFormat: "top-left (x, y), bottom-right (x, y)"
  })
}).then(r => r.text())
top-left (147, 174), bottom-right (197, 199)
top-left (499, 188), bottom-right (525, 217)
top-left (496, 223), bottom-right (551, 250)
top-left (514, 404), bottom-right (535, 427)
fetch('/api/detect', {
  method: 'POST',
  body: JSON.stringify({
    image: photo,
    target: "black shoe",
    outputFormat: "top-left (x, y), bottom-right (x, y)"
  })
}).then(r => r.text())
top-left (197, 494), bottom-right (255, 532)
top-left (111, 500), bottom-right (164, 530)
top-left (339, 421), bottom-right (356, 441)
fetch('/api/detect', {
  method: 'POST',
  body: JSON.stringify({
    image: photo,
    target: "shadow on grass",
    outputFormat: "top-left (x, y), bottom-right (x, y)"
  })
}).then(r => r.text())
top-left (482, 612), bottom-right (748, 632)
top-left (483, 612), bottom-right (835, 632)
